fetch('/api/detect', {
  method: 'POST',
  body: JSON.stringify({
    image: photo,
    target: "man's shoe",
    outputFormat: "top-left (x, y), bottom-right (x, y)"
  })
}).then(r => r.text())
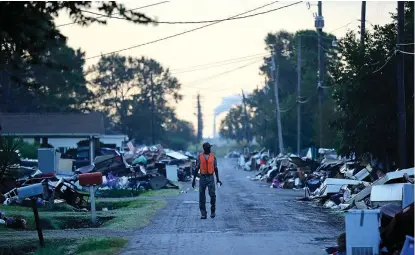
top-left (210, 212), bottom-right (216, 218)
top-left (201, 215), bottom-right (207, 219)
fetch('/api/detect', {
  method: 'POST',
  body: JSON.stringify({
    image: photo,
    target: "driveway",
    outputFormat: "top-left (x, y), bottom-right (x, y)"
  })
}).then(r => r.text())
top-left (121, 158), bottom-right (344, 255)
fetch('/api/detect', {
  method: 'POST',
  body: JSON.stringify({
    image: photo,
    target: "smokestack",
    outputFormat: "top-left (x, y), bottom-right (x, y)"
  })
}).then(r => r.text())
top-left (213, 115), bottom-right (217, 138)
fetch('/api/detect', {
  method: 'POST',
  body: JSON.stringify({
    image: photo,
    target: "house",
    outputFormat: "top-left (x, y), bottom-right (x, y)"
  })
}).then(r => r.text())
top-left (0, 112), bottom-right (105, 163)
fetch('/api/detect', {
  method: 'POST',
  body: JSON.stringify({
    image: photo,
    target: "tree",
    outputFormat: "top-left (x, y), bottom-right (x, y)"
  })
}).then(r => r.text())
top-left (163, 118), bottom-right (197, 150)
top-left (219, 105), bottom-right (248, 143)
top-left (1, 38), bottom-right (94, 113)
top-left (0, 1), bottom-right (153, 112)
top-left (0, 136), bottom-right (23, 185)
top-left (0, 1), bottom-right (152, 64)
top-left (126, 57), bottom-right (182, 144)
top-left (90, 54), bottom-right (190, 147)
top-left (221, 29), bottom-right (338, 154)
top-left (88, 54), bottom-right (136, 133)
top-left (329, 2), bottom-right (414, 169)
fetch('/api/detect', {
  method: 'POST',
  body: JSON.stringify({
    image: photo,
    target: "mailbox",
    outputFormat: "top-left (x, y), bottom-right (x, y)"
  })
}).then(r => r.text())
top-left (17, 183), bottom-right (47, 200)
top-left (78, 172), bottom-right (102, 225)
top-left (79, 172), bottom-right (103, 186)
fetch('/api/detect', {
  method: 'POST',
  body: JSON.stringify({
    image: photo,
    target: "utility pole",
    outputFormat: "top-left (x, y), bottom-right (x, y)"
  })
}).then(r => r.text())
top-left (271, 49), bottom-right (284, 155)
top-left (396, 1), bottom-right (407, 168)
top-left (315, 1), bottom-right (324, 149)
top-left (360, 1), bottom-right (366, 50)
top-left (297, 36), bottom-right (302, 156)
top-left (241, 90), bottom-right (250, 147)
top-left (196, 93), bottom-right (203, 143)
top-left (150, 73), bottom-right (155, 145)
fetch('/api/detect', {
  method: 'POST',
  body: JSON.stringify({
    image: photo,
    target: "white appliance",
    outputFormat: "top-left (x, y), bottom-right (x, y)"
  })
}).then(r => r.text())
top-left (346, 209), bottom-right (381, 255)
top-left (166, 165), bottom-right (178, 182)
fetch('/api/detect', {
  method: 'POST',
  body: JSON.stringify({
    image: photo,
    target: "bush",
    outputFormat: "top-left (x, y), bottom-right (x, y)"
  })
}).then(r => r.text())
top-left (19, 142), bottom-right (39, 159)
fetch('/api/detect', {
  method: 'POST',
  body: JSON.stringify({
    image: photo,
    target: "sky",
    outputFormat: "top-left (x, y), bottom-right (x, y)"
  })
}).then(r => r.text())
top-left (54, 0), bottom-right (396, 138)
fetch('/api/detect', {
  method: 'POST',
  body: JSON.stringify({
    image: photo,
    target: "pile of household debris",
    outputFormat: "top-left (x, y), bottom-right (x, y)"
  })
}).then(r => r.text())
top-left (250, 154), bottom-right (319, 189)
top-left (0, 142), bottom-right (196, 213)
top-left (238, 148), bottom-right (271, 171)
top-left (247, 148), bottom-right (414, 254)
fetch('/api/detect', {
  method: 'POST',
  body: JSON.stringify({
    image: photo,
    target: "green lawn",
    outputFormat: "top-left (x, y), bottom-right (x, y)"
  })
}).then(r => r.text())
top-left (0, 237), bottom-right (128, 255)
top-left (33, 237), bottom-right (128, 255)
top-left (0, 186), bottom-right (178, 253)
top-left (0, 198), bottom-right (167, 231)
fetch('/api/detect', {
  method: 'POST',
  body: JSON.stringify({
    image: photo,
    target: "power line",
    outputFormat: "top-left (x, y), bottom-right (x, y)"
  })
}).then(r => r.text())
top-left (82, 1), bottom-right (303, 25)
top-left (397, 42), bottom-right (415, 46)
top-left (85, 1), bottom-right (302, 60)
top-left (398, 50), bottom-right (415, 55)
top-left (278, 102), bottom-right (296, 113)
top-left (56, 1), bottom-right (169, 28)
top-left (373, 50), bottom-right (396, 73)
top-left (329, 20), bottom-right (356, 33)
top-left (182, 59), bottom-right (262, 89)
top-left (297, 95), bottom-right (314, 103)
top-left (172, 56), bottom-right (266, 75)
top-left (170, 53), bottom-right (269, 74)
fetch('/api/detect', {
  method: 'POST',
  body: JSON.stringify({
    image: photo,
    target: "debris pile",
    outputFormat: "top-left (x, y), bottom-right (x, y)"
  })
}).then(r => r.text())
top-left (0, 142), bottom-right (195, 213)
top-left (245, 147), bottom-right (414, 254)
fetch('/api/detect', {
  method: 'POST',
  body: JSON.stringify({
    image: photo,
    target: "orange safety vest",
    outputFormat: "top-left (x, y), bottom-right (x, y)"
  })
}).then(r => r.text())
top-left (199, 153), bottom-right (215, 175)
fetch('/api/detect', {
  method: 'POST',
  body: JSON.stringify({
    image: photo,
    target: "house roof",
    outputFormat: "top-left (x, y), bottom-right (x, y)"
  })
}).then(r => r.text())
top-left (0, 112), bottom-right (105, 137)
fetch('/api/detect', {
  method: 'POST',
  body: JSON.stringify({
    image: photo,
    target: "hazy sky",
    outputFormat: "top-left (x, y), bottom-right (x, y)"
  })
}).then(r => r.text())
top-left (55, 0), bottom-right (396, 138)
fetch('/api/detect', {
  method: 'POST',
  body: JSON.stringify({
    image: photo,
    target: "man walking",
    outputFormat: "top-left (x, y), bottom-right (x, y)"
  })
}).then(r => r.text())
top-left (192, 142), bottom-right (222, 219)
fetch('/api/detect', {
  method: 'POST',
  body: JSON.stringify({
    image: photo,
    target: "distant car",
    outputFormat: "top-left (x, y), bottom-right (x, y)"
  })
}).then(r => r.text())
top-left (72, 147), bottom-right (120, 171)
top-left (225, 152), bottom-right (241, 158)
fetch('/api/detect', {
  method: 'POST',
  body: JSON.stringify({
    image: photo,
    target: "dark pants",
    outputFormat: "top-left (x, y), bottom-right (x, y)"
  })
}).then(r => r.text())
top-left (199, 175), bottom-right (216, 215)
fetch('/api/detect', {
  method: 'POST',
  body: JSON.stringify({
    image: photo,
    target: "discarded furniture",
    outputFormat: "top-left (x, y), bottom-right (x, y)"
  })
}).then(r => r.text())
top-left (346, 209), bottom-right (381, 255)
top-left (370, 183), bottom-right (414, 208)
top-left (317, 178), bottom-right (367, 197)
top-left (346, 168), bottom-right (414, 205)
top-left (54, 179), bottom-right (90, 209)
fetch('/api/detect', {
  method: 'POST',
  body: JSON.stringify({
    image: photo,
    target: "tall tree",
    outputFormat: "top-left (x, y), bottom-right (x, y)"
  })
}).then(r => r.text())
top-left (0, 1), bottom-right (153, 112)
top-left (219, 105), bottom-right (248, 143)
top-left (225, 29), bottom-right (338, 154)
top-left (127, 57), bottom-right (183, 144)
top-left (88, 54), bottom-right (136, 133)
top-left (329, 2), bottom-right (414, 169)
top-left (164, 117), bottom-right (197, 150)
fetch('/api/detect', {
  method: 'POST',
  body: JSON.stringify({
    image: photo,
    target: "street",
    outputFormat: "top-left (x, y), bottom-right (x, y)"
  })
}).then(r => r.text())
top-left (121, 158), bottom-right (344, 255)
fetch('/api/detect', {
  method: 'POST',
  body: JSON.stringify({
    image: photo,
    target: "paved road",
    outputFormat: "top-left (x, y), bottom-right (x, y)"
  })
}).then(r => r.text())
top-left (121, 158), bottom-right (344, 255)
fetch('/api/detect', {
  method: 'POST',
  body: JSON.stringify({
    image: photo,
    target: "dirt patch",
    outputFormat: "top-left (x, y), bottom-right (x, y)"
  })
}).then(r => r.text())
top-left (55, 216), bottom-right (115, 229)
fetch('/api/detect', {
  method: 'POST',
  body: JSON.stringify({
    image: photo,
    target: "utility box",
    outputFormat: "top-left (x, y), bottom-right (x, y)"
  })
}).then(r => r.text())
top-left (314, 15), bottom-right (324, 29)
top-left (38, 148), bottom-right (60, 174)
top-left (346, 209), bottom-right (381, 255)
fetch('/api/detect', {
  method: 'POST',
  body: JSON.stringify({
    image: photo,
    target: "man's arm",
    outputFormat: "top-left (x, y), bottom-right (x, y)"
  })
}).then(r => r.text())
top-left (193, 157), bottom-right (200, 179)
top-left (214, 157), bottom-right (219, 182)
